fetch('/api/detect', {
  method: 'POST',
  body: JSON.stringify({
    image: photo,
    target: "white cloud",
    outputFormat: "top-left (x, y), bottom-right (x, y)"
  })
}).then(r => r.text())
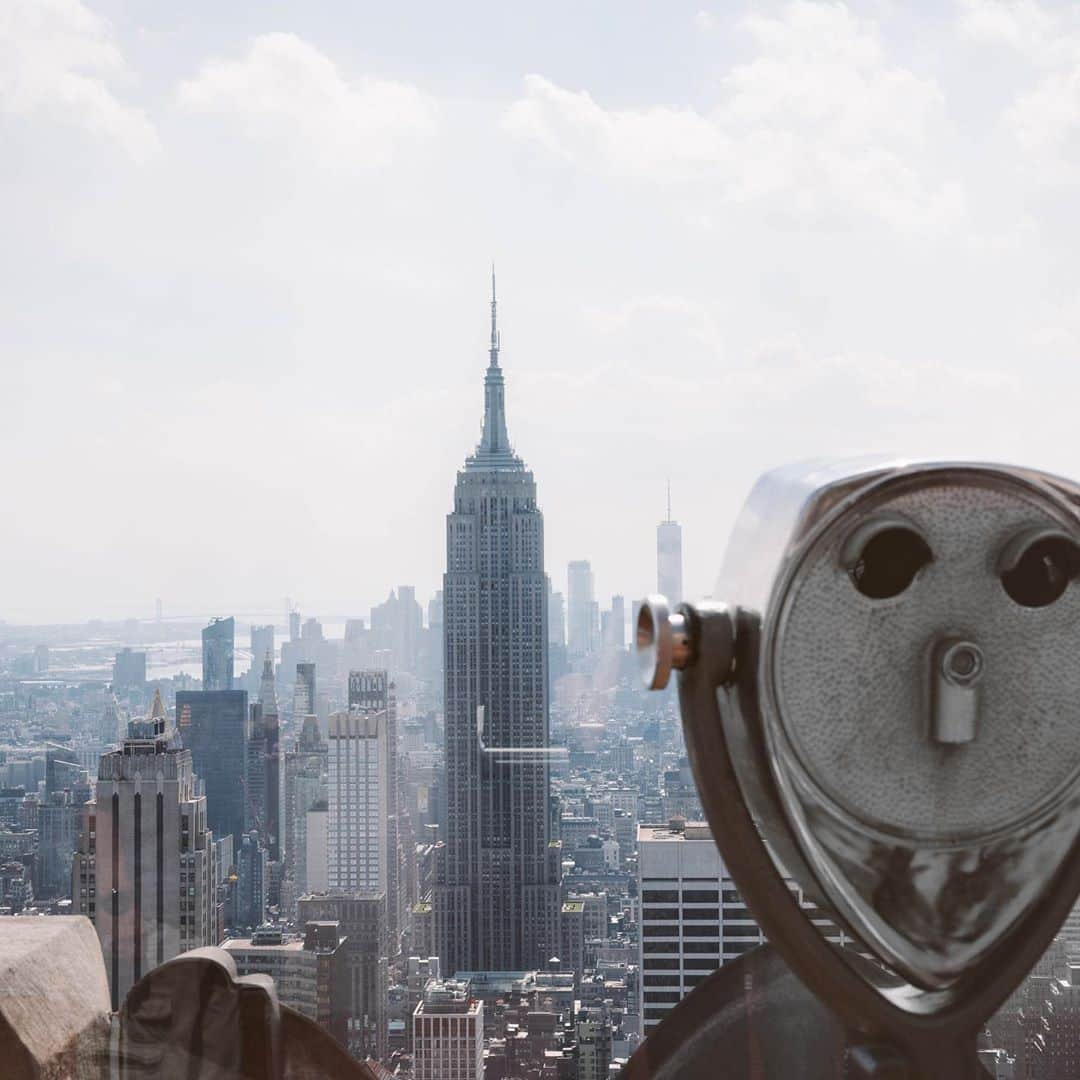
top-left (0, 0), bottom-right (159, 161)
top-left (504, 2), bottom-right (961, 229)
top-left (956, 0), bottom-right (1060, 64)
top-left (958, 1), bottom-right (1080, 181)
top-left (177, 32), bottom-right (437, 167)
top-left (505, 74), bottom-right (725, 182)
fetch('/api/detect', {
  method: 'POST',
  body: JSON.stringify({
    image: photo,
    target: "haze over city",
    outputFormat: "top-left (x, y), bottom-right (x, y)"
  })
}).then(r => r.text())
top-left (8, 0), bottom-right (1080, 622)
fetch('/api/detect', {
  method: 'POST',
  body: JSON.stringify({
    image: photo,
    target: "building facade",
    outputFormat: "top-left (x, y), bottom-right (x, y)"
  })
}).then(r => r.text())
top-left (283, 715), bottom-right (327, 911)
top-left (113, 648), bottom-right (147, 691)
top-left (568, 560), bottom-right (597, 658)
top-left (298, 890), bottom-right (387, 1061)
top-left (656, 489), bottom-right (683, 604)
top-left (294, 662), bottom-right (316, 723)
top-left (413, 978), bottom-right (483, 1080)
top-left (327, 709), bottom-right (387, 894)
top-left (348, 670), bottom-right (402, 948)
top-left (435, 277), bottom-right (560, 974)
top-left (175, 689), bottom-right (248, 847)
top-left (73, 691), bottom-right (214, 1009)
top-left (637, 821), bottom-right (852, 1036)
top-left (202, 616), bottom-right (235, 691)
top-left (221, 922), bottom-right (348, 1043)
top-left (254, 651), bottom-right (281, 861)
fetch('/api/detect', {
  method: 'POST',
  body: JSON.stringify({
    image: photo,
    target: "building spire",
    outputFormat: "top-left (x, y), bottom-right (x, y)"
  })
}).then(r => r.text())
top-left (489, 263), bottom-right (499, 367)
top-left (259, 647), bottom-right (278, 717)
top-left (474, 269), bottom-right (513, 463)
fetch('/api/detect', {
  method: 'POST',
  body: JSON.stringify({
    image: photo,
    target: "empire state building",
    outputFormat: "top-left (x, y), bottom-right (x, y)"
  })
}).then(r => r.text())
top-left (435, 274), bottom-right (560, 974)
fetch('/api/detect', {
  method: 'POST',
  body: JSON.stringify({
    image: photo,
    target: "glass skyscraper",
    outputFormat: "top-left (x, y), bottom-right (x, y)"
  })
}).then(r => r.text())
top-left (202, 616), bottom-right (235, 691)
top-left (175, 689), bottom-right (248, 847)
top-left (434, 276), bottom-right (560, 973)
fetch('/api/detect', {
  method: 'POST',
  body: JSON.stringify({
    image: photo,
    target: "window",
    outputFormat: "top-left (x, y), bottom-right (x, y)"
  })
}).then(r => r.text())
top-left (642, 889), bottom-right (679, 903)
top-left (683, 890), bottom-right (719, 902)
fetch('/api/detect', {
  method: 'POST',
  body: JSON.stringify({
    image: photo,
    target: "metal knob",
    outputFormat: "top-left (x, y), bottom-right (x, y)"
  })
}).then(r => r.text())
top-left (637, 595), bottom-right (692, 690)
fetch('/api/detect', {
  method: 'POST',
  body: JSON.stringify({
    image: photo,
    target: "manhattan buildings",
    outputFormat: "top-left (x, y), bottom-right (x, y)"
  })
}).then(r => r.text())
top-left (435, 277), bottom-right (560, 973)
top-left (253, 650), bottom-right (281, 862)
top-left (348, 670), bottom-right (403, 948)
top-left (72, 690), bottom-right (214, 1008)
top-left (637, 820), bottom-right (852, 1035)
top-left (175, 688), bottom-right (248, 847)
top-left (327, 708), bottom-right (387, 894)
top-left (656, 488), bottom-right (683, 604)
top-left (202, 616), bottom-right (235, 691)
top-left (412, 978), bottom-right (483, 1080)
top-left (282, 714), bottom-right (327, 913)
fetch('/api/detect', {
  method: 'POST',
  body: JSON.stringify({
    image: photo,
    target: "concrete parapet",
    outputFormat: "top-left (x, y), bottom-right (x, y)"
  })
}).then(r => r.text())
top-left (0, 919), bottom-right (382, 1079)
top-left (0, 916), bottom-right (111, 1079)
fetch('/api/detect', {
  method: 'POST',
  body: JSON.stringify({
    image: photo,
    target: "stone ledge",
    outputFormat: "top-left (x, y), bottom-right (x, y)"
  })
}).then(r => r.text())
top-left (0, 916), bottom-right (111, 1080)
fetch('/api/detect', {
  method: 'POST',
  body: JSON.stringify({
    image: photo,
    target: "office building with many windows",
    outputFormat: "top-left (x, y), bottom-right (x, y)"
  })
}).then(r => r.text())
top-left (434, 276), bottom-right (559, 974)
top-left (73, 690), bottom-right (214, 1009)
top-left (637, 820), bottom-right (851, 1035)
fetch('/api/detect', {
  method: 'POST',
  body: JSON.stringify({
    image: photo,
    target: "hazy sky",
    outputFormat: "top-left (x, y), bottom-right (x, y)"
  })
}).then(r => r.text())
top-left (5, 0), bottom-right (1080, 624)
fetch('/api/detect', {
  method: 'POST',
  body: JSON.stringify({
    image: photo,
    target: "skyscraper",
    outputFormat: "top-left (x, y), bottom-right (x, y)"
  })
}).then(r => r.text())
top-left (175, 689), bottom-right (248, 847)
top-left (657, 483), bottom-right (683, 604)
top-left (349, 671), bottom-right (402, 949)
top-left (73, 690), bottom-right (214, 1009)
top-left (294, 662), bottom-right (316, 721)
top-left (202, 616), bottom-right (235, 691)
top-left (113, 647), bottom-right (147, 691)
top-left (258, 650), bottom-right (281, 862)
top-left (568, 560), bottom-right (597, 658)
top-left (283, 715), bottom-right (327, 910)
top-left (327, 709), bottom-right (388, 894)
top-left (435, 273), bottom-right (559, 974)
top-left (249, 624), bottom-right (274, 693)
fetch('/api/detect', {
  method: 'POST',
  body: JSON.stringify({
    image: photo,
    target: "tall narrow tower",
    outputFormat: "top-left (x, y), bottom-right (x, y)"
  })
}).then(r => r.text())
top-left (657, 481), bottom-right (683, 604)
top-left (73, 689), bottom-right (214, 1009)
top-left (435, 273), bottom-right (559, 973)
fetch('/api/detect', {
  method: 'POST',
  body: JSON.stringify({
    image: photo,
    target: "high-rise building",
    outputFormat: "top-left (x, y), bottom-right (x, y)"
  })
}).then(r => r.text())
top-left (548, 584), bottom-right (566, 648)
top-left (412, 978), bottom-right (483, 1080)
top-left (327, 709), bottom-right (388, 895)
top-left (38, 791), bottom-right (79, 900)
top-left (370, 588), bottom-right (424, 674)
top-left (246, 704), bottom-right (268, 842)
top-left (568, 560), bottom-right (598, 658)
top-left (306, 800), bottom-right (329, 893)
top-left (348, 670), bottom-right (402, 948)
top-left (294, 662), bottom-right (316, 721)
top-left (113, 648), bottom-right (147, 691)
top-left (73, 690), bottom-right (214, 1009)
top-left (235, 829), bottom-right (268, 928)
top-left (657, 484), bottom-right (683, 604)
top-left (298, 891), bottom-right (387, 1061)
top-left (175, 689), bottom-right (248, 848)
top-left (637, 820), bottom-right (852, 1036)
top-left (257, 651), bottom-right (281, 861)
top-left (202, 616), bottom-right (235, 691)
top-left (249, 625), bottom-right (274, 693)
top-left (435, 274), bottom-right (560, 974)
top-left (222, 923), bottom-right (349, 1045)
top-left (283, 716), bottom-right (327, 909)
top-left (602, 595), bottom-right (626, 649)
